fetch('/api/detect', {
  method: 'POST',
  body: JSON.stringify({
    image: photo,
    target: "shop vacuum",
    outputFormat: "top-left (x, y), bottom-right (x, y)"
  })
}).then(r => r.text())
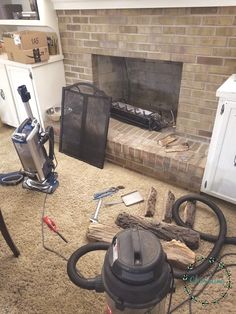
top-left (67, 228), bottom-right (173, 314)
top-left (0, 85), bottom-right (58, 194)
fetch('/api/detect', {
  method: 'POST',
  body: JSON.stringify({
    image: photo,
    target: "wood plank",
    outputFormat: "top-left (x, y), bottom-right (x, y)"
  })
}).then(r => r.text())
top-left (158, 134), bottom-right (177, 147)
top-left (165, 142), bottom-right (189, 153)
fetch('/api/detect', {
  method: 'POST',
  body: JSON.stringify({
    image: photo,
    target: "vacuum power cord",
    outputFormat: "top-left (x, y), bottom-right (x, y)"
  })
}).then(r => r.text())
top-left (41, 193), bottom-right (68, 262)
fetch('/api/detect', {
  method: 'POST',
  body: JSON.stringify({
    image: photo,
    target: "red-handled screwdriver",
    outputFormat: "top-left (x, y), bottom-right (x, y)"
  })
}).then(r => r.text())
top-left (43, 216), bottom-right (68, 243)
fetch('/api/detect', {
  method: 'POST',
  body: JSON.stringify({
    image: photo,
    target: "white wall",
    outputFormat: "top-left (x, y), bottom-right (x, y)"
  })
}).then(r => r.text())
top-left (52, 0), bottom-right (236, 10)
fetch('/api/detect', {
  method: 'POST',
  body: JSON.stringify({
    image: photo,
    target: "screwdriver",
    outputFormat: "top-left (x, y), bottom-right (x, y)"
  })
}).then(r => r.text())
top-left (43, 216), bottom-right (68, 243)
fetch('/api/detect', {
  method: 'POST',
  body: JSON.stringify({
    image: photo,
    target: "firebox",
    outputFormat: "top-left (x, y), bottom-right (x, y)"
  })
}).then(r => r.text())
top-left (92, 54), bottom-right (183, 130)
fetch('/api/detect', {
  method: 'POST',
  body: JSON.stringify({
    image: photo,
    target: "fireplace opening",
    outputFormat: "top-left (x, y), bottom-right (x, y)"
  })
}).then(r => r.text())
top-left (92, 55), bottom-right (183, 131)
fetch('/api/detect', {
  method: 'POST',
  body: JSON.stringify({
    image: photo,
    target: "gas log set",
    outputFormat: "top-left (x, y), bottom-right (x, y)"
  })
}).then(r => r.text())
top-left (111, 101), bottom-right (175, 131)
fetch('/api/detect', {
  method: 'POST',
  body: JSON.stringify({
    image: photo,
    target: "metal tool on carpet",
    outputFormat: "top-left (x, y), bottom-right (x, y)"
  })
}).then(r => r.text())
top-left (90, 186), bottom-right (125, 223)
top-left (93, 185), bottom-right (125, 200)
top-left (104, 190), bottom-right (144, 207)
top-left (90, 198), bottom-right (103, 224)
top-left (43, 216), bottom-right (68, 243)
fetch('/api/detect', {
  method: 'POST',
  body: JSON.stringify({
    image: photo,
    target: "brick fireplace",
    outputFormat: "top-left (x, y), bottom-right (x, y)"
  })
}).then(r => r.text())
top-left (55, 6), bottom-right (236, 191)
top-left (92, 55), bottom-right (182, 120)
top-left (57, 6), bottom-right (236, 139)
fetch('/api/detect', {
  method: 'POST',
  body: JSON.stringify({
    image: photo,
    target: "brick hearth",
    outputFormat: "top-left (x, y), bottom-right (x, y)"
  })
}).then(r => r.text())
top-left (49, 118), bottom-right (208, 192)
top-left (106, 119), bottom-right (208, 191)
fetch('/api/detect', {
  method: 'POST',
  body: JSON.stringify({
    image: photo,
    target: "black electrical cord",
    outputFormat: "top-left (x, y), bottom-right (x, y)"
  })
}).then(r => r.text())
top-left (166, 263), bottom-right (175, 314)
top-left (41, 193), bottom-right (68, 262)
top-left (170, 253), bottom-right (236, 313)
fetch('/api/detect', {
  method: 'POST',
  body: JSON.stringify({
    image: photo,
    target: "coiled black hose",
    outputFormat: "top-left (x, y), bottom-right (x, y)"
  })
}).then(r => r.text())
top-left (67, 194), bottom-right (236, 289)
top-left (172, 194), bottom-right (236, 279)
top-left (67, 242), bottom-right (109, 292)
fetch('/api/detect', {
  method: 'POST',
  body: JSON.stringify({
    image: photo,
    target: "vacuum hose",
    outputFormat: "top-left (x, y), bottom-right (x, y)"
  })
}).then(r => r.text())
top-left (67, 194), bottom-right (236, 287)
top-left (67, 242), bottom-right (109, 292)
top-left (172, 194), bottom-right (236, 279)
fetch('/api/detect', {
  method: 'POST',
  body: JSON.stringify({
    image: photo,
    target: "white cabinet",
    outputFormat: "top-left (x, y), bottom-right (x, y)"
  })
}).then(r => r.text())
top-left (201, 74), bottom-right (236, 204)
top-left (0, 54), bottom-right (66, 130)
top-left (0, 1), bottom-right (65, 129)
top-left (6, 64), bottom-right (43, 126)
top-left (0, 63), bottom-right (19, 127)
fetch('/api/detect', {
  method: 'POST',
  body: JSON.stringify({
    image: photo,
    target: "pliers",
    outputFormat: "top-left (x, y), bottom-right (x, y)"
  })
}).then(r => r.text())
top-left (93, 185), bottom-right (125, 200)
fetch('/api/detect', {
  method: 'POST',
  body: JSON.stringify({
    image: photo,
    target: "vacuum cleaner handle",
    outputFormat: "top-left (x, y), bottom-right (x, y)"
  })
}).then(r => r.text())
top-left (40, 126), bottom-right (55, 162)
top-left (17, 85), bottom-right (31, 102)
top-left (17, 85), bottom-right (34, 120)
top-left (46, 126), bottom-right (55, 161)
top-left (67, 242), bottom-right (109, 292)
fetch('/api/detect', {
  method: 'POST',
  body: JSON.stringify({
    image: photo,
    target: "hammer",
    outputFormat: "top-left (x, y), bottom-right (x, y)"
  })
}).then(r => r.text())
top-left (90, 198), bottom-right (103, 223)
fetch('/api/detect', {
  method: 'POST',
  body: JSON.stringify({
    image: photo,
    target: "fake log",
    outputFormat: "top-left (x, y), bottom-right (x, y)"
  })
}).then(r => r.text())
top-left (87, 223), bottom-right (121, 243)
top-left (162, 190), bottom-right (175, 223)
top-left (162, 239), bottom-right (195, 270)
top-left (158, 134), bottom-right (177, 147)
top-left (87, 223), bottom-right (195, 269)
top-left (115, 212), bottom-right (200, 250)
top-left (145, 187), bottom-right (157, 217)
top-left (165, 142), bottom-right (189, 153)
top-left (183, 200), bottom-right (196, 228)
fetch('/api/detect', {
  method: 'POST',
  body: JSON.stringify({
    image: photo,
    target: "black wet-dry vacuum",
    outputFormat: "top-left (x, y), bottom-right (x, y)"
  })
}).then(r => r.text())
top-left (67, 229), bottom-right (173, 313)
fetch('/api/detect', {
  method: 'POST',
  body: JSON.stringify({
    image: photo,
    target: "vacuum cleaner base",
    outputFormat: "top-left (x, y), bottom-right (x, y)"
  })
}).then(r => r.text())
top-left (22, 173), bottom-right (59, 194)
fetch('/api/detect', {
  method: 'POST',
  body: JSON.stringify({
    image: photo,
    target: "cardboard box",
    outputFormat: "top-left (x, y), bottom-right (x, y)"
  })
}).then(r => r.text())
top-left (0, 41), bottom-right (5, 55)
top-left (46, 32), bottom-right (59, 55)
top-left (3, 31), bottom-right (49, 64)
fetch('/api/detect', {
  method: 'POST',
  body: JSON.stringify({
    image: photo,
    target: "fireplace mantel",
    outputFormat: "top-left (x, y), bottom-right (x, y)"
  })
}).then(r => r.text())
top-left (52, 0), bottom-right (236, 10)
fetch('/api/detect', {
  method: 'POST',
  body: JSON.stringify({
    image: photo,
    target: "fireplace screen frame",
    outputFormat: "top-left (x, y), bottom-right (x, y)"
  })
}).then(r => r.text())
top-left (59, 82), bottom-right (111, 169)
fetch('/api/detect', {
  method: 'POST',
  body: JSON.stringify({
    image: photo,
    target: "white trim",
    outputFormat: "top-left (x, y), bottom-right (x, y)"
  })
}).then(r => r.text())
top-left (52, 0), bottom-right (236, 10)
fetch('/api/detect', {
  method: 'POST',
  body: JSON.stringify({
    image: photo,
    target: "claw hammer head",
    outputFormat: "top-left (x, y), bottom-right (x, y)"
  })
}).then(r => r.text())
top-left (90, 218), bottom-right (98, 223)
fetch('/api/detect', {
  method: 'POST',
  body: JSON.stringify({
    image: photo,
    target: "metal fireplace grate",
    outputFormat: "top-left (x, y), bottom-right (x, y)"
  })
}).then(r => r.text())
top-left (111, 101), bottom-right (175, 131)
top-left (59, 83), bottom-right (111, 169)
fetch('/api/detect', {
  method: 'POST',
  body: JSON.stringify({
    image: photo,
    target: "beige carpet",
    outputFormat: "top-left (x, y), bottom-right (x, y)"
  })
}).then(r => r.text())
top-left (0, 125), bottom-right (236, 314)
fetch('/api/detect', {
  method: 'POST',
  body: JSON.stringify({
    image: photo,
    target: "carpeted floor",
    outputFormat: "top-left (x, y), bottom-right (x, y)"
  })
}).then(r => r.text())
top-left (0, 125), bottom-right (236, 314)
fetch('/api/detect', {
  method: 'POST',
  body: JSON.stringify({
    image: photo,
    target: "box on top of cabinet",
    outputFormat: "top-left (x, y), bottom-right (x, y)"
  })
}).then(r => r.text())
top-left (0, 41), bottom-right (5, 55)
top-left (3, 30), bottom-right (49, 64)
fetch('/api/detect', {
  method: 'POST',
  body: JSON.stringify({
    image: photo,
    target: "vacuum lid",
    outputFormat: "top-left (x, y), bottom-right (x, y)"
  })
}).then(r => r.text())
top-left (110, 228), bottom-right (164, 284)
top-left (102, 229), bottom-right (172, 309)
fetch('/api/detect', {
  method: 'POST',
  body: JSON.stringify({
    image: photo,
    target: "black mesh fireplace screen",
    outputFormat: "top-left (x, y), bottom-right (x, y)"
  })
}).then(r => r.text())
top-left (59, 83), bottom-right (111, 169)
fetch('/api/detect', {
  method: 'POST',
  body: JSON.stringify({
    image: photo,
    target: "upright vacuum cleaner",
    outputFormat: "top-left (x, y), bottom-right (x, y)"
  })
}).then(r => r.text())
top-left (0, 85), bottom-right (59, 194)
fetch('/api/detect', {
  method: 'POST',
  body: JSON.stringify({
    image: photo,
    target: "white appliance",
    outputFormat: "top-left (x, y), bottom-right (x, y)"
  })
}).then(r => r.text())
top-left (201, 74), bottom-right (236, 204)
